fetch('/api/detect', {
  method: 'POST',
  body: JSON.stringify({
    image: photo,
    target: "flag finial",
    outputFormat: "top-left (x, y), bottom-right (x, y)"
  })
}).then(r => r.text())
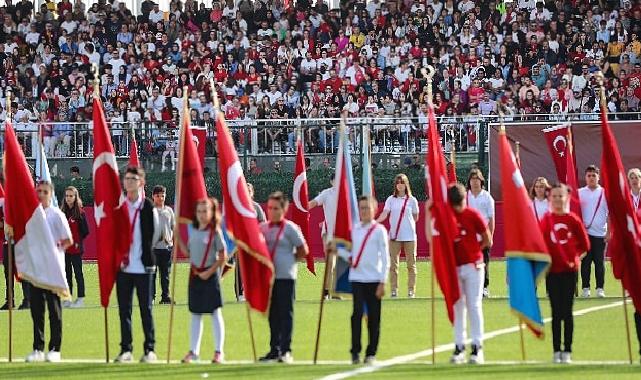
top-left (497, 107), bottom-right (507, 134)
top-left (6, 88), bottom-right (11, 119)
top-left (420, 66), bottom-right (436, 106)
top-left (210, 79), bottom-right (220, 111)
top-left (595, 71), bottom-right (607, 109)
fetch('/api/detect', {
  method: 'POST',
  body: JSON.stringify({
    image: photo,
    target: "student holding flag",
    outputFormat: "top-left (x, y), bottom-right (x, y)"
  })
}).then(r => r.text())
top-left (376, 174), bottom-right (419, 298)
top-left (180, 198), bottom-right (227, 364)
top-left (427, 183), bottom-right (491, 365)
top-left (530, 177), bottom-right (552, 222)
top-left (26, 181), bottom-right (73, 363)
top-left (578, 165), bottom-right (609, 298)
top-left (540, 184), bottom-right (590, 364)
top-left (61, 186), bottom-right (89, 308)
top-left (348, 195), bottom-right (389, 365)
top-left (259, 192), bottom-right (308, 364)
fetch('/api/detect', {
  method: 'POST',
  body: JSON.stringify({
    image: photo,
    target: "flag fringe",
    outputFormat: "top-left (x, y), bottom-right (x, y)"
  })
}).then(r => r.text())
top-left (510, 309), bottom-right (545, 339)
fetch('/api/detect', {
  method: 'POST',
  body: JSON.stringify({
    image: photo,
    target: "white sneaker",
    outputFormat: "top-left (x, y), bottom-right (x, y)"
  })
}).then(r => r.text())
top-left (450, 346), bottom-right (465, 364)
top-left (140, 351), bottom-right (157, 363)
top-left (25, 350), bottom-right (45, 363)
top-left (408, 290), bottom-right (415, 299)
top-left (364, 355), bottom-right (376, 365)
top-left (279, 351), bottom-right (293, 364)
top-left (596, 288), bottom-right (605, 298)
top-left (46, 350), bottom-right (61, 362)
top-left (390, 289), bottom-right (398, 298)
top-left (581, 288), bottom-right (590, 298)
top-left (114, 351), bottom-right (133, 363)
top-left (553, 351), bottom-right (562, 364)
top-left (482, 288), bottom-right (490, 298)
top-left (71, 298), bottom-right (84, 308)
top-left (469, 345), bottom-right (484, 364)
top-left (238, 295), bottom-right (246, 302)
top-left (561, 352), bottom-right (572, 364)
top-left (62, 300), bottom-right (72, 308)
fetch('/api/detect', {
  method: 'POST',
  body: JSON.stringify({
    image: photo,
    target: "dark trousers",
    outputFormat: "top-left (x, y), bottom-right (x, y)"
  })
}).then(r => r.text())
top-left (351, 282), bottom-right (382, 357)
top-left (3, 243), bottom-right (31, 304)
top-left (64, 254), bottom-right (85, 298)
top-left (234, 258), bottom-right (244, 298)
top-left (635, 312), bottom-right (641, 356)
top-left (268, 279), bottom-right (295, 354)
top-left (581, 235), bottom-right (606, 289)
top-left (547, 272), bottom-right (577, 352)
top-left (30, 285), bottom-right (62, 351)
top-left (116, 272), bottom-right (155, 353)
top-left (152, 249), bottom-right (172, 301)
top-left (483, 247), bottom-right (490, 288)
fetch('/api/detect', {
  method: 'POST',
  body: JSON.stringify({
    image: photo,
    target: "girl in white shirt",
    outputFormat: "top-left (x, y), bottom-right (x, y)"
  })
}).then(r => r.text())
top-left (376, 174), bottom-right (419, 298)
top-left (530, 177), bottom-right (551, 222)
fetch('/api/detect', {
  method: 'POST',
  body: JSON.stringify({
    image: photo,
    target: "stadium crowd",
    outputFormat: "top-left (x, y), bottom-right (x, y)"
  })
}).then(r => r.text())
top-left (1, 0), bottom-right (641, 157)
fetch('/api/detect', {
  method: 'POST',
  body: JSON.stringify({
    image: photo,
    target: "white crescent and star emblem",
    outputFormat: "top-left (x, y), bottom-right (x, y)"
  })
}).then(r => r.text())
top-left (512, 168), bottom-right (525, 189)
top-left (94, 202), bottom-right (106, 227)
top-left (293, 171), bottom-right (308, 213)
top-left (553, 135), bottom-right (567, 157)
top-left (227, 161), bottom-right (257, 218)
top-left (551, 223), bottom-right (571, 244)
top-left (93, 152), bottom-right (119, 227)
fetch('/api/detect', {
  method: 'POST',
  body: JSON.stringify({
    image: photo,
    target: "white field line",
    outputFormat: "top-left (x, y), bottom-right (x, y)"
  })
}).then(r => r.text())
top-left (319, 301), bottom-right (627, 380)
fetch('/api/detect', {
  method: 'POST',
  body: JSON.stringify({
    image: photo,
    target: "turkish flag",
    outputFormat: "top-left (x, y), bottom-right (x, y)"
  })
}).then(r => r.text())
top-left (446, 150), bottom-right (457, 184)
top-left (425, 104), bottom-right (460, 323)
top-left (128, 134), bottom-right (139, 168)
top-left (93, 97), bottom-right (132, 308)
top-left (191, 126), bottom-right (207, 168)
top-left (176, 105), bottom-right (207, 256)
top-left (499, 128), bottom-right (550, 337)
top-left (4, 121), bottom-right (69, 297)
top-left (543, 124), bottom-right (581, 217)
top-left (291, 138), bottom-right (314, 274)
top-left (215, 111), bottom-right (273, 314)
top-left (599, 105), bottom-right (641, 314)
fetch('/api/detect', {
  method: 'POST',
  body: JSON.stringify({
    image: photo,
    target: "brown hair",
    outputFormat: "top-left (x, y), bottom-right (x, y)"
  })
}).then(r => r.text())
top-left (192, 197), bottom-right (220, 229)
top-left (268, 191), bottom-right (289, 209)
top-left (61, 186), bottom-right (83, 220)
top-left (529, 177), bottom-right (551, 199)
top-left (466, 168), bottom-right (485, 190)
top-left (393, 173), bottom-right (412, 197)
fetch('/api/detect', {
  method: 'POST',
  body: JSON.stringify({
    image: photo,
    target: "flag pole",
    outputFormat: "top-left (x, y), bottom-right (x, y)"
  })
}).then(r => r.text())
top-left (92, 64), bottom-right (110, 363)
top-left (166, 86), bottom-right (189, 364)
top-left (211, 80), bottom-right (257, 361)
top-left (596, 72), bottom-right (634, 364)
top-left (519, 322), bottom-right (526, 362)
top-left (6, 90), bottom-right (13, 363)
top-left (422, 65), bottom-right (437, 364)
top-left (313, 115), bottom-right (346, 364)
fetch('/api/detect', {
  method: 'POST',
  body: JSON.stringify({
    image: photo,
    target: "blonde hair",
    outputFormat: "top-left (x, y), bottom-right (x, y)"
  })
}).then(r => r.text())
top-left (529, 177), bottom-right (551, 199)
top-left (393, 173), bottom-right (412, 197)
top-left (628, 168), bottom-right (641, 180)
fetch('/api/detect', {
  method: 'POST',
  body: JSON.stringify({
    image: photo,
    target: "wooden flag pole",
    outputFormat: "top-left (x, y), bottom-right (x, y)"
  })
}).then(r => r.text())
top-left (166, 86), bottom-right (190, 364)
top-left (92, 64), bottom-right (111, 364)
top-left (210, 80), bottom-right (257, 361)
top-left (7, 239), bottom-right (14, 363)
top-left (622, 285), bottom-right (633, 364)
top-left (519, 322), bottom-right (526, 362)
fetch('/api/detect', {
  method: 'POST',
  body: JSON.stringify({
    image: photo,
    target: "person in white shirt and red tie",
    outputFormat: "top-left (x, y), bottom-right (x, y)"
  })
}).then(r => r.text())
top-left (465, 169), bottom-right (495, 298)
top-left (332, 195), bottom-right (389, 365)
top-left (578, 165), bottom-right (609, 298)
top-left (376, 174), bottom-right (419, 298)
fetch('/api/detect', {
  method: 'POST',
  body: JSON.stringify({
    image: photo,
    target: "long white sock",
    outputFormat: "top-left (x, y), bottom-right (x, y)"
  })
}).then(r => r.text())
top-left (211, 308), bottom-right (225, 354)
top-left (190, 313), bottom-right (204, 355)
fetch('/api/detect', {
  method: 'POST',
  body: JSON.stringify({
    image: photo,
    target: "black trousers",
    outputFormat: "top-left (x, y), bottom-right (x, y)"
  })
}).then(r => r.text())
top-left (635, 312), bottom-right (641, 356)
top-left (152, 249), bottom-right (172, 301)
top-left (547, 272), bottom-right (577, 352)
top-left (268, 279), bottom-right (295, 354)
top-left (581, 235), bottom-right (606, 289)
top-left (30, 285), bottom-right (62, 351)
top-left (65, 254), bottom-right (85, 298)
top-left (351, 282), bottom-right (382, 357)
top-left (483, 247), bottom-right (490, 288)
top-left (3, 243), bottom-right (31, 304)
top-left (116, 272), bottom-right (155, 353)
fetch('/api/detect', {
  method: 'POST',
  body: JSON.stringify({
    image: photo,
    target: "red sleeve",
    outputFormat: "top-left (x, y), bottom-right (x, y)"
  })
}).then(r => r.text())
top-left (571, 213), bottom-right (590, 253)
top-left (470, 209), bottom-right (487, 235)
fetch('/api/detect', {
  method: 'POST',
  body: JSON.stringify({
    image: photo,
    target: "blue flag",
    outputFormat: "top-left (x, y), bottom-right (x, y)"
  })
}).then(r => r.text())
top-left (35, 142), bottom-right (58, 207)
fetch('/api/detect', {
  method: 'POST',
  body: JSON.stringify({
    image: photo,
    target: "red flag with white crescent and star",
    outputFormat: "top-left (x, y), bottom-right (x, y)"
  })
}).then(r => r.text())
top-left (93, 96), bottom-right (132, 308)
top-left (215, 110), bottom-right (274, 314)
top-left (128, 133), bottom-right (140, 168)
top-left (291, 137), bottom-right (314, 274)
top-left (599, 104), bottom-right (641, 314)
top-left (543, 124), bottom-right (581, 217)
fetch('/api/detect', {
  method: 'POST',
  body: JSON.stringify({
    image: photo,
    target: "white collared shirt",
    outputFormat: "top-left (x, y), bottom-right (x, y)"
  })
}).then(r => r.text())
top-left (384, 195), bottom-right (419, 241)
top-left (349, 222), bottom-right (389, 283)
top-left (124, 195), bottom-right (145, 274)
top-left (579, 186), bottom-right (609, 237)
top-left (467, 189), bottom-right (495, 225)
top-left (533, 197), bottom-right (549, 222)
top-left (43, 205), bottom-right (72, 257)
top-left (313, 187), bottom-right (337, 239)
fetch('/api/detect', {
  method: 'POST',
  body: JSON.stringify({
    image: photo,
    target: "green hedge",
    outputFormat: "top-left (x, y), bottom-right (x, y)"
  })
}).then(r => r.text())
top-left (54, 166), bottom-right (478, 205)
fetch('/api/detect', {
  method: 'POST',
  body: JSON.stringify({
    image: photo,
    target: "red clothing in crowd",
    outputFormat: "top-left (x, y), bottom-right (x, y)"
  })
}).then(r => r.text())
top-left (539, 212), bottom-right (590, 273)
top-left (453, 207), bottom-right (487, 266)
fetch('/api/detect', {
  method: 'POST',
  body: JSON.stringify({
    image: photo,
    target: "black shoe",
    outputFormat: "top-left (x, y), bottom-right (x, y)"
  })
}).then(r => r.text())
top-left (0, 302), bottom-right (14, 310)
top-left (18, 302), bottom-right (30, 310)
top-left (351, 354), bottom-right (360, 364)
top-left (258, 351), bottom-right (280, 363)
top-left (159, 298), bottom-right (173, 305)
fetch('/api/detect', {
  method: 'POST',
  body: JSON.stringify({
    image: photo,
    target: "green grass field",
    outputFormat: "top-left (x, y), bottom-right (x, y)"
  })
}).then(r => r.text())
top-left (0, 261), bottom-right (640, 379)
